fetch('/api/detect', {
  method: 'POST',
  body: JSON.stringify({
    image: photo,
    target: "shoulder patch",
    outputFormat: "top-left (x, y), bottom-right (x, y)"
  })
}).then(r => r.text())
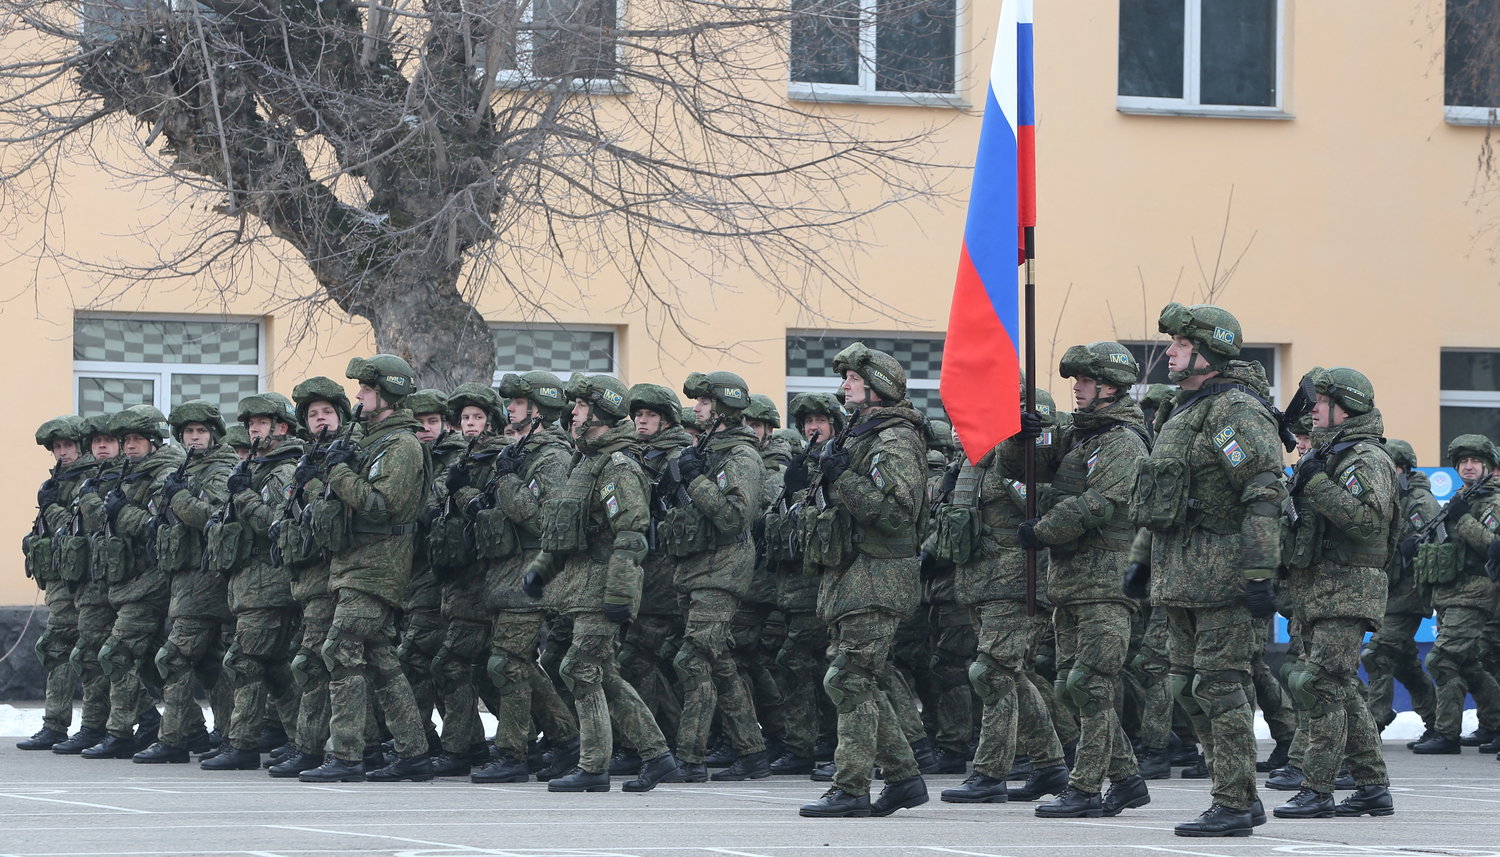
top-left (715, 470), bottom-right (729, 491)
top-left (1086, 448), bottom-right (1100, 475)
top-left (1213, 426), bottom-right (1236, 447)
top-left (1343, 471), bottom-right (1365, 497)
top-left (1038, 430), bottom-right (1053, 448)
top-left (368, 455), bottom-right (383, 479)
top-left (871, 464), bottom-right (885, 490)
top-left (1483, 510), bottom-right (1499, 533)
top-left (1408, 509), bottom-right (1425, 528)
top-left (600, 481), bottom-right (616, 499)
top-left (1219, 437), bottom-right (1246, 468)
top-left (528, 477), bottom-right (542, 499)
top-left (605, 495), bottom-right (621, 519)
top-left (1006, 478), bottom-right (1028, 500)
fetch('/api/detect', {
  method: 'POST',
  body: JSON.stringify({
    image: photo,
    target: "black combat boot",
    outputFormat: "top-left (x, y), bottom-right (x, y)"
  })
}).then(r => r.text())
top-left (1256, 738), bottom-right (1291, 772)
top-left (799, 787), bottom-right (872, 818)
top-left (705, 737), bottom-right (737, 767)
top-left (871, 774), bottom-right (928, 817)
top-left (1479, 735), bottom-right (1500, 754)
top-left (1180, 756), bottom-right (1208, 779)
top-left (299, 757), bottom-right (365, 783)
top-left (547, 767), bottom-right (610, 792)
top-left (1101, 775), bottom-right (1150, 817)
top-left (1174, 804), bottom-right (1253, 837)
top-left (132, 742), bottom-right (190, 764)
top-left (363, 745), bottom-right (392, 770)
top-left (1460, 728), bottom-right (1495, 747)
top-left (930, 746), bottom-right (969, 775)
top-left (1334, 765), bottom-right (1356, 790)
top-left (367, 754), bottom-right (435, 782)
top-left (533, 738), bottom-right (580, 782)
top-left (472, 755), bottom-right (530, 784)
top-left (200, 745), bottom-right (260, 770)
top-left (429, 752), bottom-right (475, 777)
top-left (183, 730), bottom-right (216, 754)
top-left (16, 727), bottom-right (67, 751)
top-left (133, 707), bottom-right (161, 752)
top-left (257, 725), bottom-right (290, 753)
top-left (1135, 745), bottom-right (1171, 780)
top-left (711, 750), bottom-right (771, 781)
top-left (910, 737), bottom-right (939, 775)
top-left (1405, 727), bottom-right (1437, 749)
top-left (812, 737), bottom-right (836, 762)
top-left (1335, 784), bottom-right (1394, 817)
top-left (676, 761), bottom-right (709, 782)
top-left (1035, 786), bottom-right (1102, 818)
top-left (624, 751), bottom-right (691, 792)
top-left (1004, 755), bottom-right (1033, 781)
top-left (1007, 764), bottom-right (1069, 801)
top-left (52, 725), bottom-right (107, 755)
top-left (810, 761), bottom-right (835, 782)
top-left (81, 735), bottom-right (138, 760)
top-left (1251, 797), bottom-right (1266, 826)
top-left (1410, 734), bottom-right (1462, 754)
top-left (264, 743), bottom-right (296, 766)
top-left (1273, 787), bottom-right (1336, 819)
top-left (941, 772), bottom-right (1008, 803)
top-left (769, 752), bottom-right (817, 775)
top-left (608, 749), bottom-right (642, 775)
top-left (268, 751), bottom-right (324, 778)
top-left (1265, 765), bottom-right (1306, 790)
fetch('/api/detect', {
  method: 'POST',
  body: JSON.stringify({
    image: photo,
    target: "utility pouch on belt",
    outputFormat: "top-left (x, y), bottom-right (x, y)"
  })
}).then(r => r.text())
top-left (662, 506), bottom-right (712, 558)
top-left (427, 514), bottom-right (475, 570)
top-left (1130, 458), bottom-right (1190, 531)
top-left (763, 510), bottom-right (797, 564)
top-left (154, 522), bottom-right (201, 575)
top-left (1279, 512), bottom-right (1321, 572)
top-left (802, 505), bottom-right (854, 572)
top-left (473, 508), bottom-right (519, 560)
top-left (540, 497), bottom-right (588, 554)
top-left (275, 510), bottom-right (322, 569)
top-left (22, 533), bottom-right (54, 586)
top-left (55, 534), bottom-right (89, 584)
top-left (934, 506), bottom-right (980, 565)
top-left (309, 497), bottom-right (351, 555)
top-left (1414, 542), bottom-right (1464, 586)
top-left (204, 522), bottom-right (250, 575)
top-left (93, 533), bottom-right (135, 584)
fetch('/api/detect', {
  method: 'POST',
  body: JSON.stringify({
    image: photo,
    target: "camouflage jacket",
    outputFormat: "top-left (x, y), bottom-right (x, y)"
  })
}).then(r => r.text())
top-left (1429, 475), bottom-right (1500, 612)
top-left (224, 438), bottom-right (303, 613)
top-left (1386, 469), bottom-right (1439, 615)
top-left (744, 433), bottom-right (793, 608)
top-left (327, 411), bottom-right (427, 608)
top-left (477, 426), bottom-right (573, 613)
top-left (101, 443), bottom-right (185, 608)
top-left (164, 442), bottom-right (237, 621)
top-left (403, 429), bottom-right (468, 614)
top-left (674, 424), bottom-right (764, 597)
top-left (776, 440), bottom-right (823, 614)
top-left (1288, 410), bottom-right (1395, 628)
top-left (817, 403), bottom-right (925, 623)
top-left (639, 425), bottom-right (692, 616)
top-left (32, 453), bottom-right (95, 592)
top-left (74, 456), bottom-right (123, 609)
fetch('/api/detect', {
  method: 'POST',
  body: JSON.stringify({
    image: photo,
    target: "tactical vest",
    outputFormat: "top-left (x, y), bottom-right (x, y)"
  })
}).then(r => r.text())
top-left (541, 451), bottom-right (614, 559)
top-left (660, 444), bottom-right (754, 558)
top-left (933, 463), bottom-right (984, 564)
top-left (1131, 389), bottom-right (1254, 535)
top-left (1315, 440), bottom-right (1396, 568)
top-left (1049, 423), bottom-right (1146, 553)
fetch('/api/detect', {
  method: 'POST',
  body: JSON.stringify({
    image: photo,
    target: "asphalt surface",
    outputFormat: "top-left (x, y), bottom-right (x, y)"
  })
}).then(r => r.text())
top-left (1, 740), bottom-right (1498, 857)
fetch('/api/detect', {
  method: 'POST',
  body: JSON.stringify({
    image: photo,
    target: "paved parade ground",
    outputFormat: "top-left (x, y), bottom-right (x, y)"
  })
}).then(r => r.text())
top-left (1, 740), bottom-right (1498, 857)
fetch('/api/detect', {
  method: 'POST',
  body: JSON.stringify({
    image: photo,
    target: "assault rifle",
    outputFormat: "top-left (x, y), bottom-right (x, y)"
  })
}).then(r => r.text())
top-left (318, 404), bottom-right (363, 502)
top-left (145, 447), bottom-right (196, 564)
top-left (469, 416), bottom-right (543, 515)
top-left (201, 438), bottom-right (260, 573)
top-left (269, 428), bottom-right (330, 567)
top-left (808, 417), bottom-right (857, 511)
top-left (647, 415), bottom-right (721, 552)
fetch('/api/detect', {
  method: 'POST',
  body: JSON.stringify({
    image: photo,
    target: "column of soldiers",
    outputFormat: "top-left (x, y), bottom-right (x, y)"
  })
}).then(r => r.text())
top-left (16, 312), bottom-right (1497, 833)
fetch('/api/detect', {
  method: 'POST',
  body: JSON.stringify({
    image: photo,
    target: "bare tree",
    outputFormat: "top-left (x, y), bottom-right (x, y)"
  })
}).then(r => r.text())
top-left (0, 0), bottom-right (957, 386)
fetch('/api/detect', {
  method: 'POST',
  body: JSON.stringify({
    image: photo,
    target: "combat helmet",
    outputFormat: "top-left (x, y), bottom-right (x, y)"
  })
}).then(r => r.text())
top-left (744, 394), bottom-right (781, 429)
top-left (223, 423), bottom-right (252, 450)
top-left (1447, 433), bottom-right (1499, 469)
top-left (110, 404), bottom-right (170, 442)
top-left (789, 392), bottom-right (847, 439)
top-left (168, 400), bottom-right (226, 442)
top-left (237, 392), bottom-right (299, 430)
top-left (447, 382), bottom-right (503, 432)
top-left (772, 427), bottom-right (805, 454)
top-left (926, 418), bottom-right (956, 454)
top-left (566, 373), bottom-right (631, 429)
top-left (832, 342), bottom-right (906, 403)
top-left (679, 405), bottom-right (700, 433)
top-left (1157, 302), bottom-right (1242, 380)
top-left (683, 371), bottom-right (751, 420)
top-left (1060, 341), bottom-right (1140, 411)
top-left (1031, 388), bottom-right (1060, 427)
top-left (36, 415), bottom-right (84, 449)
top-left (292, 376), bottom-right (353, 429)
top-left (1312, 367), bottom-right (1375, 417)
top-left (405, 388), bottom-right (450, 418)
top-left (346, 354), bottom-right (417, 406)
top-left (1385, 438), bottom-right (1418, 470)
top-left (498, 371), bottom-right (568, 421)
top-left (628, 383), bottom-right (681, 426)
top-left (82, 413), bottom-right (115, 443)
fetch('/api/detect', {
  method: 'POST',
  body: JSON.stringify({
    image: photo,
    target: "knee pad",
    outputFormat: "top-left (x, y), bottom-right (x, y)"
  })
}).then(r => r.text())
top-left (823, 654), bottom-right (876, 714)
top-left (967, 653), bottom-right (1012, 705)
top-left (154, 641), bottom-right (191, 683)
top-left (1169, 671), bottom-right (1198, 715)
top-left (290, 651), bottom-right (327, 689)
top-left (98, 636), bottom-right (131, 680)
top-left (486, 651), bottom-right (518, 690)
top-left (672, 641), bottom-right (711, 689)
top-left (1063, 664), bottom-right (1104, 717)
top-left (1192, 670), bottom-right (1251, 720)
top-left (1425, 647), bottom-right (1458, 682)
top-left (36, 629), bottom-right (72, 671)
top-left (559, 649), bottom-right (603, 698)
top-left (1278, 656), bottom-right (1301, 688)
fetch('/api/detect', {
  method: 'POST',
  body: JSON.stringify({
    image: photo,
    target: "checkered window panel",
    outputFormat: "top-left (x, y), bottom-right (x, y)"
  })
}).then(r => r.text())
top-left (785, 334), bottom-right (946, 421)
top-left (73, 317), bottom-right (260, 365)
top-left (171, 374), bottom-right (261, 417)
top-left (78, 377), bottom-right (155, 418)
top-left (492, 327), bottom-right (615, 376)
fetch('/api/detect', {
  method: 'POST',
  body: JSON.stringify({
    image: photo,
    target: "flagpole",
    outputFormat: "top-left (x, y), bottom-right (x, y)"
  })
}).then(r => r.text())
top-left (1023, 225), bottom-right (1037, 618)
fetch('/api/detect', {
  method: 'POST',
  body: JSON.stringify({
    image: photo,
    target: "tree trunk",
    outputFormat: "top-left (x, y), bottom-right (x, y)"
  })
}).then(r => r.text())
top-left (363, 264), bottom-right (494, 391)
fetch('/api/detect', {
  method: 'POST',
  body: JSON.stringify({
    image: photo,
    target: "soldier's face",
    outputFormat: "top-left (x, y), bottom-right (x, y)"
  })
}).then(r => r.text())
top-left (802, 414), bottom-right (832, 443)
top-left (507, 398), bottom-right (535, 428)
top-left (1165, 336), bottom-right (1207, 375)
top-left (355, 384), bottom-right (385, 418)
top-left (570, 401), bottom-right (594, 439)
top-left (748, 419), bottom-right (772, 443)
top-left (692, 396), bottom-right (714, 426)
top-left (180, 423), bottom-right (214, 450)
top-left (1458, 456), bottom-right (1487, 484)
top-left (305, 401), bottom-right (341, 438)
top-left (633, 408), bottom-right (664, 437)
top-left (842, 371), bottom-right (869, 406)
top-left (121, 433), bottom-right (152, 459)
top-left (246, 416), bottom-right (276, 442)
top-left (414, 413), bottom-right (444, 442)
top-left (50, 439), bottom-right (79, 465)
top-left (1294, 434), bottom-right (1312, 455)
top-left (91, 434), bottom-right (119, 460)
top-left (461, 405), bottom-right (489, 437)
top-left (1311, 394), bottom-right (1347, 429)
top-left (1072, 377), bottom-right (1118, 411)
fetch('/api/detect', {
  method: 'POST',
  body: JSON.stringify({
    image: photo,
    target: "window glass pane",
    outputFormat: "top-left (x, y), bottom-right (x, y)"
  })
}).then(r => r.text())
top-left (875, 0), bottom-right (955, 93)
top-left (907, 387), bottom-right (946, 420)
top-left (533, 0), bottom-right (616, 79)
top-left (493, 327), bottom-right (614, 375)
top-left (1441, 350), bottom-right (1500, 391)
top-left (1199, 0), bottom-right (1276, 106)
top-left (74, 317), bottom-right (260, 365)
top-left (786, 334), bottom-right (944, 379)
top-left (1441, 405), bottom-right (1500, 455)
top-left (791, 0), bottom-right (861, 85)
top-left (171, 374), bottom-right (261, 418)
top-left (1118, 0), bottom-right (1184, 98)
top-left (78, 377), bottom-right (155, 417)
top-left (1446, 0), bottom-right (1500, 108)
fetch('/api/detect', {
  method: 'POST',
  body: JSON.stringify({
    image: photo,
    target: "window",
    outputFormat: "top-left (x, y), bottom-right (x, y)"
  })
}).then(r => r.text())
top-left (72, 315), bottom-right (264, 419)
top-left (788, 0), bottom-right (960, 105)
top-left (491, 0), bottom-right (620, 90)
top-left (1122, 341), bottom-right (1280, 404)
top-left (1440, 350), bottom-right (1500, 452)
top-left (1445, 0), bottom-right (1500, 125)
top-left (785, 332), bottom-right (944, 419)
top-left (1117, 0), bottom-right (1286, 117)
top-left (491, 324), bottom-right (617, 387)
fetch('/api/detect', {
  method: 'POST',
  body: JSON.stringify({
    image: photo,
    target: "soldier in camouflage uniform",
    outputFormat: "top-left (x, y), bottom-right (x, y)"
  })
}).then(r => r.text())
top-left (203, 394), bottom-right (303, 770)
top-left (78, 406), bottom-right (185, 758)
top-left (135, 401), bottom-right (238, 763)
top-left (52, 415), bottom-right (123, 755)
top-left (300, 355), bottom-right (434, 783)
top-left (521, 374), bottom-right (688, 793)
top-left (402, 388), bottom-right (456, 754)
top-left (1125, 303), bottom-right (1286, 837)
top-left (1409, 435), bottom-right (1500, 754)
top-left (664, 371), bottom-right (769, 781)
top-left (1018, 342), bottom-right (1152, 819)
top-left (939, 389), bottom-right (1068, 806)
top-left (18, 416), bottom-right (91, 751)
top-left (467, 372), bottom-right (580, 784)
top-left (1273, 368), bottom-right (1395, 819)
top-left (798, 343), bottom-right (928, 818)
top-left (1361, 439), bottom-right (1438, 738)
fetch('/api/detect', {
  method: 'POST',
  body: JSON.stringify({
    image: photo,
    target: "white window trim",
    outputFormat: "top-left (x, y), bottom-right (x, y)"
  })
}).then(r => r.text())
top-left (1445, 105), bottom-right (1500, 127)
top-left (490, 0), bottom-right (629, 96)
top-left (71, 313), bottom-right (266, 416)
top-left (1116, 0), bottom-right (1290, 119)
top-left (1439, 390), bottom-right (1500, 408)
top-left (787, 0), bottom-right (965, 107)
top-left (490, 321), bottom-right (619, 385)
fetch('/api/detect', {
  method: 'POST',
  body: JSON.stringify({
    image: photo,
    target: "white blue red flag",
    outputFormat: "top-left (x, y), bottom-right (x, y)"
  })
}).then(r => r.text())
top-left (941, 0), bottom-right (1034, 464)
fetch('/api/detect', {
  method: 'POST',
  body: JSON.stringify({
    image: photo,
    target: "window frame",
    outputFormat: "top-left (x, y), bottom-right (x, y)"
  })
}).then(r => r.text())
top-left (1116, 0), bottom-right (1291, 120)
top-left (490, 0), bottom-right (629, 96)
top-left (783, 329), bottom-right (944, 416)
top-left (786, 0), bottom-right (968, 108)
top-left (1439, 348), bottom-right (1500, 446)
top-left (1444, 0), bottom-right (1500, 126)
top-left (489, 321), bottom-right (620, 387)
top-left (71, 313), bottom-right (266, 418)
top-left (1121, 340), bottom-right (1281, 404)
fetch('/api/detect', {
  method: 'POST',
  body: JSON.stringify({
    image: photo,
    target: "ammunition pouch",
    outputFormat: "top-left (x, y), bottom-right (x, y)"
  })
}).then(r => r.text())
top-left (1130, 457), bottom-right (1190, 531)
top-left (55, 534), bottom-right (89, 584)
top-left (426, 513), bottom-right (475, 573)
top-left (540, 496), bottom-right (589, 554)
top-left (472, 508), bottom-right (520, 560)
top-left (762, 510), bottom-right (795, 564)
top-left (91, 533), bottom-right (135, 585)
top-left (154, 522), bottom-right (201, 575)
top-left (204, 521), bottom-right (252, 575)
top-left (1414, 541), bottom-right (1464, 586)
top-left (934, 505), bottom-right (980, 565)
top-left (661, 505), bottom-right (714, 558)
top-left (309, 496), bottom-right (351, 554)
top-left (274, 508), bottom-right (323, 569)
top-left (1280, 512), bottom-right (1323, 572)
top-left (22, 533), bottom-right (54, 586)
top-left (801, 505), bottom-right (854, 572)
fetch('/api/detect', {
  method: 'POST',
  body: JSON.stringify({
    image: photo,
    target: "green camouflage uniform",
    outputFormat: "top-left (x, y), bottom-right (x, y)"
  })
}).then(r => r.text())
top-left (1422, 476), bottom-right (1500, 739)
top-left (401, 428), bottom-right (465, 748)
top-left (284, 463), bottom-right (338, 758)
top-left (1130, 360), bottom-right (1286, 812)
top-left (1361, 469), bottom-right (1439, 732)
top-left (32, 453), bottom-right (96, 734)
top-left (430, 433), bottom-right (493, 756)
top-left (775, 442), bottom-right (832, 761)
top-left (1284, 408), bottom-right (1394, 793)
top-left (322, 409), bottom-right (430, 762)
top-left (812, 403), bottom-right (926, 797)
top-left (72, 457), bottom-right (125, 734)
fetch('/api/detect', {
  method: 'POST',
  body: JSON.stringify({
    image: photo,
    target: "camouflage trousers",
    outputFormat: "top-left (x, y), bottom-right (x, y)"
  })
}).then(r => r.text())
top-left (103, 599), bottom-right (166, 739)
top-left (291, 595), bottom-right (334, 755)
top-left (1361, 611), bottom-right (1437, 733)
top-left (826, 610), bottom-right (919, 796)
top-left (730, 602), bottom-right (786, 743)
top-left (1054, 601), bottom-right (1137, 792)
top-left (1291, 617), bottom-right (1388, 793)
top-left (1164, 604), bottom-right (1259, 812)
top-left (71, 590), bottom-right (117, 732)
top-left (432, 618), bottom-right (490, 754)
top-left (1124, 606), bottom-right (1172, 750)
top-left (618, 613), bottom-right (681, 744)
top-left (37, 588), bottom-right (79, 733)
top-left (155, 616), bottom-right (226, 746)
top-left (565, 613), bottom-right (668, 773)
top-left (225, 607), bottom-right (299, 752)
top-left (1283, 613), bottom-right (1310, 769)
top-left (889, 606), bottom-right (933, 745)
top-left (970, 599), bottom-right (1064, 779)
top-left (324, 589), bottom-right (427, 761)
top-left (397, 605), bottom-right (447, 747)
top-left (922, 601), bottom-right (976, 754)
top-left (1250, 614), bottom-right (1296, 745)
top-left (489, 611), bottom-right (578, 760)
top-left (540, 613), bottom-right (575, 707)
top-left (675, 588), bottom-right (764, 763)
top-left (775, 610), bottom-right (830, 759)
top-left (1428, 604), bottom-right (1500, 738)
top-left (1028, 611), bottom-right (1078, 748)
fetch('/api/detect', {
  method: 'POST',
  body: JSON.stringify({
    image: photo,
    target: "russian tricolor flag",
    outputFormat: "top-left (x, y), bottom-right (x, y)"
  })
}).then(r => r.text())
top-left (941, 0), bottom-right (1034, 465)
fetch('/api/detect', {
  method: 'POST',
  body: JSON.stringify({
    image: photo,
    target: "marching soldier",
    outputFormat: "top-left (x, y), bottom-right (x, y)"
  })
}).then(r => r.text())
top-left (401, 387), bottom-right (455, 756)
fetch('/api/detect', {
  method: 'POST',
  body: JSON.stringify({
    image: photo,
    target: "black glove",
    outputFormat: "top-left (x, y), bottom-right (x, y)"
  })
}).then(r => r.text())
top-left (421, 506), bottom-right (443, 529)
top-left (1399, 536), bottom-right (1419, 562)
top-left (323, 442), bottom-right (358, 468)
top-left (1487, 541), bottom-right (1500, 583)
top-left (161, 471), bottom-right (191, 504)
top-left (603, 601), bottom-right (632, 624)
top-left (103, 488), bottom-right (128, 523)
top-left (37, 479), bottom-right (60, 509)
top-left (1444, 493), bottom-right (1472, 521)
top-left (676, 447), bottom-right (705, 483)
top-left (226, 468), bottom-right (252, 496)
top-left (1243, 578), bottom-right (1278, 619)
top-left (1018, 410), bottom-right (1043, 442)
top-left (293, 457), bottom-right (321, 488)
top-left (522, 570), bottom-right (547, 599)
top-left (939, 465), bottom-right (960, 501)
top-left (492, 452), bottom-right (522, 479)
top-left (820, 445), bottom-right (851, 483)
top-left (1122, 561), bottom-right (1150, 599)
top-left (465, 495), bottom-right (487, 517)
top-left (783, 461), bottom-right (811, 498)
top-left (444, 463), bottom-right (469, 493)
top-left (919, 549), bottom-right (939, 580)
top-left (1016, 518), bottom-right (1045, 550)
top-left (1289, 449), bottom-right (1325, 495)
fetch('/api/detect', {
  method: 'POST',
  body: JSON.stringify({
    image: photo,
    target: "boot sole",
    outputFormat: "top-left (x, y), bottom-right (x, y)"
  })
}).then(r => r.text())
top-left (300, 774), bottom-right (367, 783)
top-left (1101, 795), bottom-right (1151, 817)
top-left (1335, 807), bottom-right (1394, 817)
top-left (268, 768), bottom-right (322, 778)
top-left (711, 770), bottom-right (772, 782)
top-left (201, 762), bottom-right (261, 771)
top-left (1036, 807), bottom-right (1103, 818)
top-left (1174, 826), bottom-right (1252, 837)
top-left (132, 756), bottom-right (188, 764)
top-left (472, 774), bottom-right (530, 784)
top-left (799, 807), bottom-right (872, 818)
top-left (941, 793), bottom-right (1008, 803)
top-left (367, 774), bottom-right (435, 782)
top-left (548, 784), bottom-right (611, 792)
top-left (870, 798), bottom-right (927, 818)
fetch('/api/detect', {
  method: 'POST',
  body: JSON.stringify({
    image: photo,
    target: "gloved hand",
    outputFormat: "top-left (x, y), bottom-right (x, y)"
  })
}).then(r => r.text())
top-left (1399, 536), bottom-right (1419, 563)
top-left (492, 451), bottom-right (521, 479)
top-left (1487, 541), bottom-right (1500, 583)
top-left (421, 506), bottom-right (443, 529)
top-left (226, 468), bottom-right (252, 496)
top-left (603, 601), bottom-right (632, 624)
top-left (1018, 410), bottom-right (1044, 442)
top-left (103, 488), bottom-right (128, 523)
top-left (783, 461), bottom-right (811, 498)
top-left (1289, 449), bottom-right (1325, 495)
top-left (293, 456), bottom-right (321, 488)
top-left (323, 442), bottom-right (357, 468)
top-left (939, 464), bottom-right (960, 500)
top-left (37, 479), bottom-right (60, 509)
top-left (161, 471), bottom-right (191, 504)
top-left (1243, 577), bottom-right (1278, 618)
top-left (465, 495), bottom-right (487, 517)
top-left (522, 569), bottom-right (547, 599)
top-left (676, 447), bottom-right (705, 483)
top-left (1016, 518), bottom-right (1045, 550)
top-left (1445, 493), bottom-right (1472, 521)
top-left (919, 550), bottom-right (939, 580)
top-left (444, 463), bottom-right (469, 493)
top-left (820, 445), bottom-right (850, 483)
top-left (1122, 561), bottom-right (1150, 599)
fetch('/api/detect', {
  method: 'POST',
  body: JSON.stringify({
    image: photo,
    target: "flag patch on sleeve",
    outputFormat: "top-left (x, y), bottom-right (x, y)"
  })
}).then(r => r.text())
top-left (605, 495), bottom-right (620, 518)
top-left (1086, 449), bottom-right (1100, 474)
top-left (1343, 472), bottom-right (1365, 497)
top-left (1220, 439), bottom-right (1245, 468)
